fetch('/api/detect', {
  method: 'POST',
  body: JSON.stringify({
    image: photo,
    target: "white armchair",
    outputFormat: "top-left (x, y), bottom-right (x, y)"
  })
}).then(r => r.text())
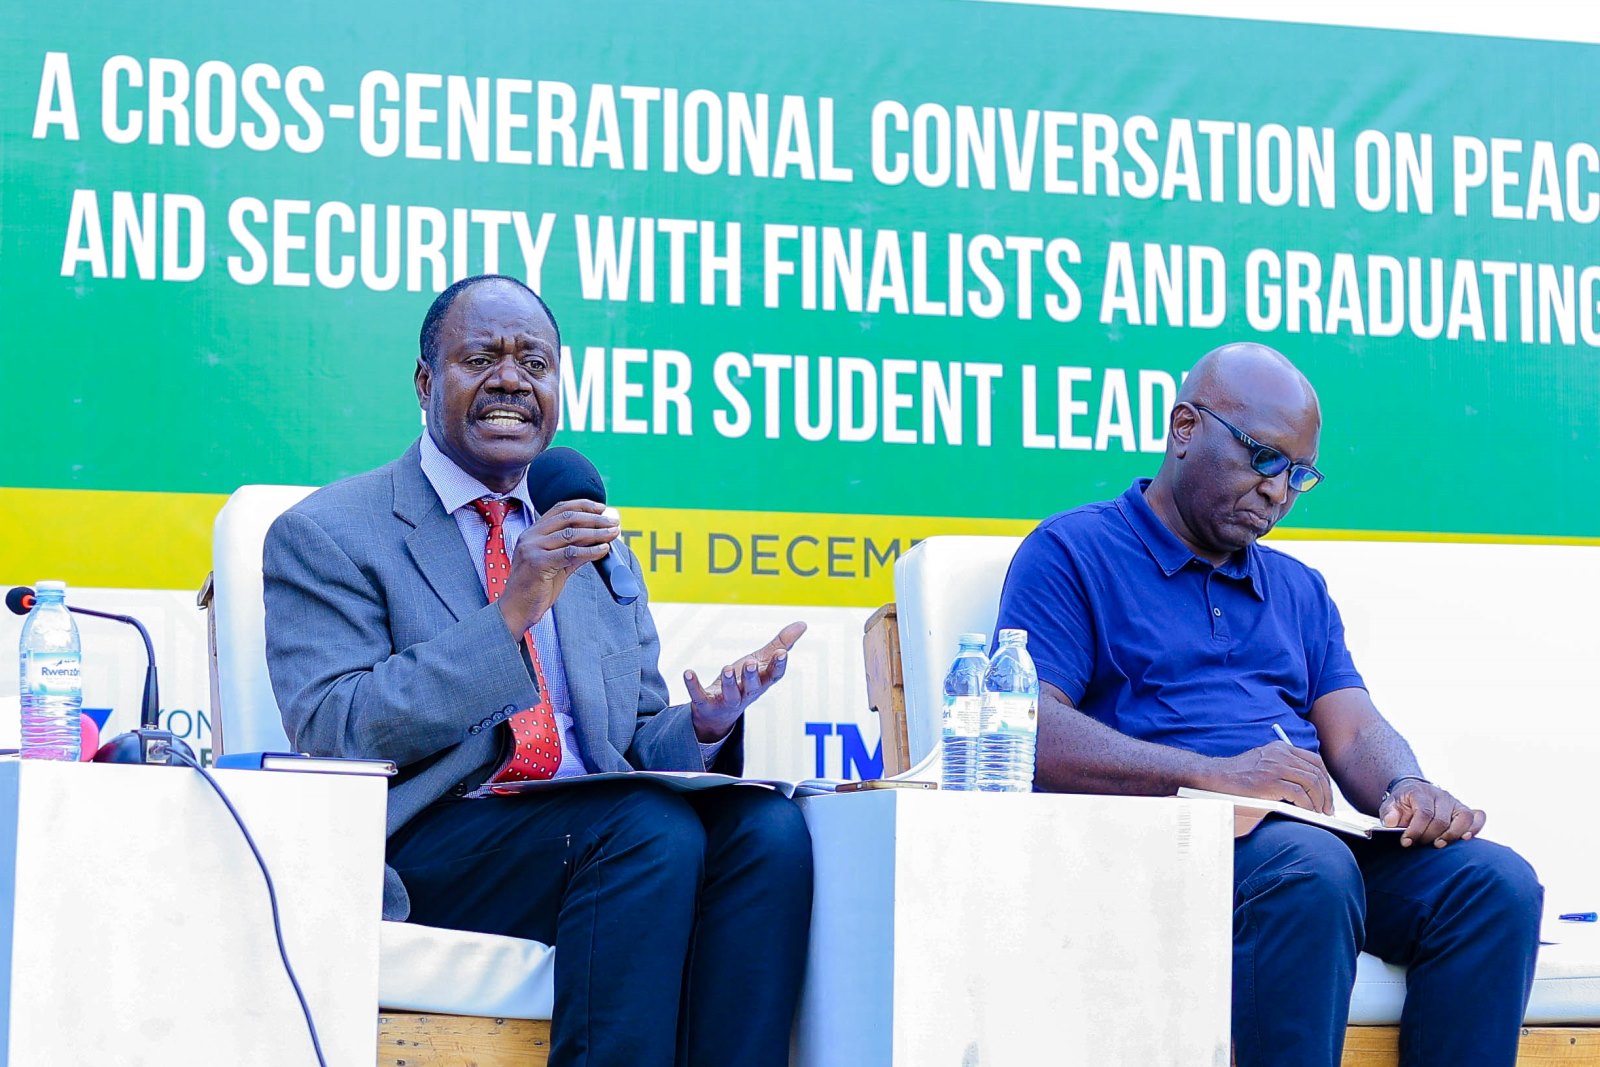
top-left (205, 486), bottom-right (556, 1062)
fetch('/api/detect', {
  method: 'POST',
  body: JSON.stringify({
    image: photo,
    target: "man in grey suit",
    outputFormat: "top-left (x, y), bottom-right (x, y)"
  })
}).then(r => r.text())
top-left (263, 274), bottom-right (813, 1067)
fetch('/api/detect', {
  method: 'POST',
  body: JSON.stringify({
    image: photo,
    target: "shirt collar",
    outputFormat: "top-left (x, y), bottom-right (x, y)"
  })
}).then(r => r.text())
top-left (1116, 478), bottom-right (1265, 599)
top-left (417, 432), bottom-right (535, 519)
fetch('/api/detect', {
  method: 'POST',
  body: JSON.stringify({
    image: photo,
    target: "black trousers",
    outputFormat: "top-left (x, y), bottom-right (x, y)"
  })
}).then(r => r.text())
top-left (388, 780), bottom-right (815, 1067)
top-left (1233, 818), bottom-right (1542, 1067)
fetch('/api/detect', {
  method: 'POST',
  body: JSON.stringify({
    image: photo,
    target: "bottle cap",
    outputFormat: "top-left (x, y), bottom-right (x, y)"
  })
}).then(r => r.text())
top-left (998, 628), bottom-right (1028, 645)
top-left (35, 580), bottom-right (66, 594)
top-left (958, 632), bottom-right (988, 646)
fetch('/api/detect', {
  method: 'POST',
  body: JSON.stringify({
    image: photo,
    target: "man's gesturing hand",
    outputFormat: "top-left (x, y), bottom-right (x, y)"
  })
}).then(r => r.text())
top-left (1381, 780), bottom-right (1486, 848)
top-left (498, 500), bottom-right (619, 635)
top-left (1201, 741), bottom-right (1336, 815)
top-left (685, 622), bottom-right (808, 743)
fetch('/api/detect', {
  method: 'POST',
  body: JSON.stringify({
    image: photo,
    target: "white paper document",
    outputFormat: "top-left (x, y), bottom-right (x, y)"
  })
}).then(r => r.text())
top-left (466, 770), bottom-right (842, 800)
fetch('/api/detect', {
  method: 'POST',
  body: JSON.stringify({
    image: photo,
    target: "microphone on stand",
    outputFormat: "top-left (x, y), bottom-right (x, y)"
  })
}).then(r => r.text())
top-left (528, 447), bottom-right (642, 605)
top-left (6, 586), bottom-right (191, 765)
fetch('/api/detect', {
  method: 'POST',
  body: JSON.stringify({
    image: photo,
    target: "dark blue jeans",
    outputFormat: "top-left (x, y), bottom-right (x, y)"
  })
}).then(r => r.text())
top-left (1233, 818), bottom-right (1542, 1067)
top-left (388, 780), bottom-right (814, 1067)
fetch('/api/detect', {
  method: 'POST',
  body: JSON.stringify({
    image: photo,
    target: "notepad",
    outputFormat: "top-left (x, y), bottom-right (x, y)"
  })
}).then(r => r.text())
top-left (214, 751), bottom-right (398, 777)
top-left (1177, 787), bottom-right (1404, 839)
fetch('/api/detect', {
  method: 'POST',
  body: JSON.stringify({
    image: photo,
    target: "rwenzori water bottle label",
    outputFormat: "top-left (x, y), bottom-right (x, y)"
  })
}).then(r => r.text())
top-left (986, 693), bottom-right (1036, 734)
top-left (25, 653), bottom-right (81, 695)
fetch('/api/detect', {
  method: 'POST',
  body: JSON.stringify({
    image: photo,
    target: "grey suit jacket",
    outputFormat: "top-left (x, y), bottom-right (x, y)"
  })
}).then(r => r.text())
top-left (262, 441), bottom-right (741, 920)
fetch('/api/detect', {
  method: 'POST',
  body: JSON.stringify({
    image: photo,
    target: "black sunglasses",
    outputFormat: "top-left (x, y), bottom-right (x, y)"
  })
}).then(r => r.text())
top-left (1191, 404), bottom-right (1324, 492)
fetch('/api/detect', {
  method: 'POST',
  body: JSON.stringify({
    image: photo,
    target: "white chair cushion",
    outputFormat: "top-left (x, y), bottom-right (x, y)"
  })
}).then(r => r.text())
top-left (1525, 930), bottom-right (1600, 1026)
top-left (379, 921), bottom-right (555, 1019)
top-left (1350, 927), bottom-right (1600, 1026)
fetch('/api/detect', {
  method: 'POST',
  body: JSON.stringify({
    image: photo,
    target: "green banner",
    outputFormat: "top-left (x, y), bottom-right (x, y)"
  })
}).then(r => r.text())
top-left (5, 1), bottom-right (1600, 554)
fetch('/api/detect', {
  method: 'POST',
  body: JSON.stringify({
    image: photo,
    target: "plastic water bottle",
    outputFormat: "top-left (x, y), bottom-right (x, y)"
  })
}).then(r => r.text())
top-left (978, 629), bottom-right (1037, 792)
top-left (940, 633), bottom-right (988, 791)
top-left (19, 581), bottom-right (81, 761)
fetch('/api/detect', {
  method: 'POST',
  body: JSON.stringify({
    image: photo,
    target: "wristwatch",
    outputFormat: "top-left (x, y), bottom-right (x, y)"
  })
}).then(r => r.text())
top-left (1382, 774), bottom-right (1430, 804)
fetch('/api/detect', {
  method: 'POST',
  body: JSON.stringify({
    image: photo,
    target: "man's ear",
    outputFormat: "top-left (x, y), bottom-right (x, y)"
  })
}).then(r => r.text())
top-left (415, 358), bottom-right (432, 408)
top-left (1167, 401), bottom-right (1198, 458)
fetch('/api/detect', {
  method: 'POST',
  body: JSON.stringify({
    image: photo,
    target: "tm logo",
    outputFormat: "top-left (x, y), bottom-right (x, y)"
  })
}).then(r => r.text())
top-left (804, 721), bottom-right (882, 781)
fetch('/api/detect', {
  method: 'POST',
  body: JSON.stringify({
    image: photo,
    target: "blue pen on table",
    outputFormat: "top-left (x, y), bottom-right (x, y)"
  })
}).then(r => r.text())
top-left (1560, 912), bottom-right (1599, 922)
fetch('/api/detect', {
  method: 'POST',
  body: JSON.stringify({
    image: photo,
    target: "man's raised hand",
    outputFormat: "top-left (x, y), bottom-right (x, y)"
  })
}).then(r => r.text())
top-left (685, 622), bottom-right (808, 743)
top-left (498, 500), bottom-right (619, 635)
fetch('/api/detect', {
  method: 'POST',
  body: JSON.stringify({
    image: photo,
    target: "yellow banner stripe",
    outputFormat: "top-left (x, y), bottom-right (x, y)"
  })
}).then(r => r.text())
top-left (2, 487), bottom-right (1597, 605)
top-left (0, 488), bottom-right (227, 592)
top-left (1266, 527), bottom-right (1600, 548)
top-left (622, 507), bottom-right (1036, 606)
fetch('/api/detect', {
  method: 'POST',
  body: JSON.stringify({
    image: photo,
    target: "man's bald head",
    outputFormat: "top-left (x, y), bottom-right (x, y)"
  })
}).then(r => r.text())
top-left (1145, 343), bottom-right (1323, 564)
top-left (1175, 343), bottom-right (1320, 428)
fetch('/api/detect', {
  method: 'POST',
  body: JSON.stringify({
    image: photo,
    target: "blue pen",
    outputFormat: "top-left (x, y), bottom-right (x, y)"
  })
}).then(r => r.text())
top-left (1559, 912), bottom-right (1598, 922)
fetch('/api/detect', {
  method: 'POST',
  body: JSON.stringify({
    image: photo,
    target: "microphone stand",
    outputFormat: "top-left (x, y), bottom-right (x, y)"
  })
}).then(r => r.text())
top-left (67, 605), bottom-right (160, 731)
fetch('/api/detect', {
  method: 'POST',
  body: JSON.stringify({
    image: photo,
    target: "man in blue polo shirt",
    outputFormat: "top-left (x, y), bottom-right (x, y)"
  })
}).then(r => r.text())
top-left (994, 343), bottom-right (1541, 1067)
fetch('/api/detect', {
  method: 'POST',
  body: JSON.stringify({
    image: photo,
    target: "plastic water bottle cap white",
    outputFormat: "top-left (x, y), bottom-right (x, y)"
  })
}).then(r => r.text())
top-left (34, 580), bottom-right (66, 594)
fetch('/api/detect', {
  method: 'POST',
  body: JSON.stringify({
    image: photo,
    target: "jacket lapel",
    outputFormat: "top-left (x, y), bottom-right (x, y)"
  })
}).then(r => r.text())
top-left (553, 566), bottom-right (617, 769)
top-left (391, 443), bottom-right (486, 624)
top-left (390, 440), bottom-right (619, 767)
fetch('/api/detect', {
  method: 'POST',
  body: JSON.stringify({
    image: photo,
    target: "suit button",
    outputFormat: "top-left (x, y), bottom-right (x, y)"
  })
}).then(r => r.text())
top-left (467, 724), bottom-right (481, 735)
top-left (479, 717), bottom-right (495, 729)
top-left (450, 782), bottom-right (470, 798)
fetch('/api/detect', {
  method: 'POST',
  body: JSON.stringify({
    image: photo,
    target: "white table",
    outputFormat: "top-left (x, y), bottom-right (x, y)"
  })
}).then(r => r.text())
top-left (793, 790), bottom-right (1234, 1067)
top-left (0, 759), bottom-right (386, 1066)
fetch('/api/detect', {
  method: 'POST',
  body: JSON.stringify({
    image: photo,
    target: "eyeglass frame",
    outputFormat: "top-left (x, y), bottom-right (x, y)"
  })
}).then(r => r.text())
top-left (1189, 403), bottom-right (1325, 492)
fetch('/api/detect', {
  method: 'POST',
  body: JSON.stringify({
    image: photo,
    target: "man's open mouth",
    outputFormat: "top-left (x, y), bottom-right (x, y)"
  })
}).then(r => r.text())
top-left (477, 407), bottom-right (533, 427)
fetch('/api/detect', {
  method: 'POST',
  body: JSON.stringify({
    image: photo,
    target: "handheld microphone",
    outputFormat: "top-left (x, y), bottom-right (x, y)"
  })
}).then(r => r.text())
top-left (6, 586), bottom-right (192, 765)
top-left (527, 447), bottom-right (642, 605)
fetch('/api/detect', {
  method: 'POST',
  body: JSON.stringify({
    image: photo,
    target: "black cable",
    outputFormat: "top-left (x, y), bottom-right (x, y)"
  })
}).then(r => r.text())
top-left (166, 745), bottom-right (328, 1067)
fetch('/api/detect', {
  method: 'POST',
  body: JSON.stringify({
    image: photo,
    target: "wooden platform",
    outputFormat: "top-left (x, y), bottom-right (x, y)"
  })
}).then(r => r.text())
top-left (375, 1014), bottom-right (1600, 1066)
top-left (378, 1014), bottom-right (550, 1067)
top-left (1342, 1026), bottom-right (1600, 1065)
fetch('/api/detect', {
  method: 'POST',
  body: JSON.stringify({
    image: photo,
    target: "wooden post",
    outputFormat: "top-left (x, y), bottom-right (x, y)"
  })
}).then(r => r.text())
top-left (196, 571), bottom-right (224, 755)
top-left (862, 604), bottom-right (910, 776)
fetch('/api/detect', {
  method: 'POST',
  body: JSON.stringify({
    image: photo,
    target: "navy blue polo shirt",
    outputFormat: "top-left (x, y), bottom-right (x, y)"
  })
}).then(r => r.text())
top-left (993, 479), bottom-right (1366, 757)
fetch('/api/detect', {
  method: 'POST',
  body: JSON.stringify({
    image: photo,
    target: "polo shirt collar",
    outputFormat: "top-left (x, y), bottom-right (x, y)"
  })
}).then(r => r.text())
top-left (417, 432), bottom-right (536, 519)
top-left (1116, 479), bottom-right (1266, 599)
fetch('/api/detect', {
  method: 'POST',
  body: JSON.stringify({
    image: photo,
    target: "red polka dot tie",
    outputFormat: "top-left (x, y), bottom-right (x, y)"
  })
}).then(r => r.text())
top-left (472, 496), bottom-right (562, 782)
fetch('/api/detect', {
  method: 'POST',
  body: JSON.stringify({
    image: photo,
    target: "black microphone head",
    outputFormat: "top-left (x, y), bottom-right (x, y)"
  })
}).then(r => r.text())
top-left (5, 587), bottom-right (35, 616)
top-left (527, 447), bottom-right (607, 513)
